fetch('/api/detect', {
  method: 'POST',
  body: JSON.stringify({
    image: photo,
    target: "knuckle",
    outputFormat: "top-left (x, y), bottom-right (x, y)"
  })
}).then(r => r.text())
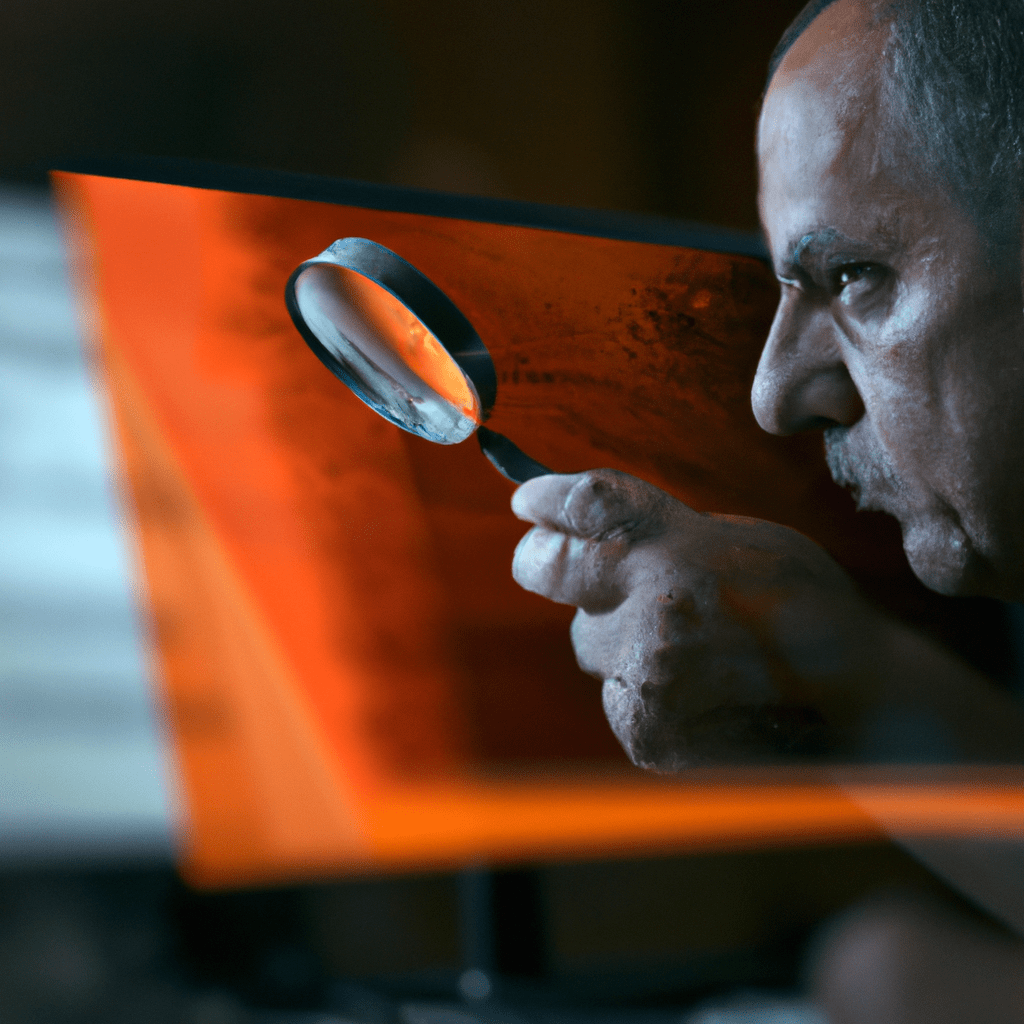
top-left (563, 469), bottom-right (643, 539)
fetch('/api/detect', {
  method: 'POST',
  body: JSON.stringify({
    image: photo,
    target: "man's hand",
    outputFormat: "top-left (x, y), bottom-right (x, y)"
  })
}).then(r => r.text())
top-left (511, 469), bottom-right (880, 769)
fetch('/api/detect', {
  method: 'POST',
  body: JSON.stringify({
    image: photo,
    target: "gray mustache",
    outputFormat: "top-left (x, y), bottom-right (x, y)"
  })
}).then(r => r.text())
top-left (824, 427), bottom-right (900, 509)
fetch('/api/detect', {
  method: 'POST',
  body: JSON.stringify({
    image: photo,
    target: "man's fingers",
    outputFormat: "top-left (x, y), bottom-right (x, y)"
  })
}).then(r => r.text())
top-left (512, 468), bottom-right (680, 540)
top-left (570, 606), bottom-right (627, 680)
top-left (569, 594), bottom-right (667, 681)
top-left (512, 525), bottom-right (627, 611)
top-left (511, 470), bottom-right (693, 611)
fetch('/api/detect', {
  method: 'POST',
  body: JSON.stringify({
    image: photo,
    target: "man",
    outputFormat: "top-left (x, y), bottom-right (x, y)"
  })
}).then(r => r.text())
top-left (514, 0), bottom-right (1024, 772)
top-left (513, 0), bottom-right (1024, 1018)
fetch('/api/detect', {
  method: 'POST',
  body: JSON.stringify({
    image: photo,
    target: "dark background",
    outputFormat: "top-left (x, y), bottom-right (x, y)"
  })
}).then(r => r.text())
top-left (0, 0), bottom-right (807, 230)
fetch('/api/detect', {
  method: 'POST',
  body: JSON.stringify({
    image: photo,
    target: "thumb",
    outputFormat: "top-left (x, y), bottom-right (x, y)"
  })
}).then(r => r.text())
top-left (511, 468), bottom-right (680, 541)
top-left (511, 470), bottom-right (689, 613)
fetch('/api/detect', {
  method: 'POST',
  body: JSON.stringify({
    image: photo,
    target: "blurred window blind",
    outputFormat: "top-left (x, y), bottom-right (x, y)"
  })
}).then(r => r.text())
top-left (0, 183), bottom-right (175, 862)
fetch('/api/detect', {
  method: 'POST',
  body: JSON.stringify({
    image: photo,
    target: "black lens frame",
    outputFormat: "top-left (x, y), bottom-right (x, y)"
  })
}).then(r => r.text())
top-left (285, 237), bottom-right (497, 426)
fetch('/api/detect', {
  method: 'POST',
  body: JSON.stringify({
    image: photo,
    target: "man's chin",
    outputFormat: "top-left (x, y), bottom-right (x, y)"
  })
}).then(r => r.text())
top-left (900, 517), bottom-right (984, 597)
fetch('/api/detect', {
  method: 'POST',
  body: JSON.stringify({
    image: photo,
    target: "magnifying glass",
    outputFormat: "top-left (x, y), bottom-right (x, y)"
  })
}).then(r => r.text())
top-left (285, 237), bottom-right (551, 483)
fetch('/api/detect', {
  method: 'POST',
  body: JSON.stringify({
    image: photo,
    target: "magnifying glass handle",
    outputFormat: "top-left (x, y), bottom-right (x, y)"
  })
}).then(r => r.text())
top-left (476, 426), bottom-right (552, 484)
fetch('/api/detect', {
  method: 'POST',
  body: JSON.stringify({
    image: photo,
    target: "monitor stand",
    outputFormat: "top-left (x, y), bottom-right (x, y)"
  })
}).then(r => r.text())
top-left (457, 867), bottom-right (548, 1002)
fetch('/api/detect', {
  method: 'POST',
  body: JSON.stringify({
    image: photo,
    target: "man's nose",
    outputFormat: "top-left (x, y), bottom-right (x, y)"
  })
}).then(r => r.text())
top-left (750, 293), bottom-right (864, 435)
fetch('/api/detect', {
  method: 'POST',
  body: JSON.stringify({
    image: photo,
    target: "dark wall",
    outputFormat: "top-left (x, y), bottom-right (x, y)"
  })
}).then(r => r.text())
top-left (0, 0), bottom-right (808, 229)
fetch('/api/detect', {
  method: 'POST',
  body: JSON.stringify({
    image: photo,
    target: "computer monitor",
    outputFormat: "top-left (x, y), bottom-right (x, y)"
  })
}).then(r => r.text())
top-left (49, 161), bottom-right (1024, 892)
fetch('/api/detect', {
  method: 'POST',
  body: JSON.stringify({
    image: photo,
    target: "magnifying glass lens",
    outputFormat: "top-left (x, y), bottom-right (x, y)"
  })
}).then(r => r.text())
top-left (293, 262), bottom-right (482, 444)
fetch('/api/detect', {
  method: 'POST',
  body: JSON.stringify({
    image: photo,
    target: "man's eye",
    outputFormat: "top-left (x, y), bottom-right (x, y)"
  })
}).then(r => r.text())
top-left (832, 263), bottom-right (882, 292)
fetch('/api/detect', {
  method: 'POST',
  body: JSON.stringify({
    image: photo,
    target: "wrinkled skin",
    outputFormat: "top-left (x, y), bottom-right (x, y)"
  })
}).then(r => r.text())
top-left (511, 0), bottom-right (1024, 769)
top-left (513, 469), bottom-right (878, 768)
top-left (512, 469), bottom-right (1024, 768)
top-left (754, 1), bottom-right (1024, 602)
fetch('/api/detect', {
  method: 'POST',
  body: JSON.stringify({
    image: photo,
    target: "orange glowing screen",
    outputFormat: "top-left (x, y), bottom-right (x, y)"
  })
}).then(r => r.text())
top-left (52, 170), bottom-right (1024, 888)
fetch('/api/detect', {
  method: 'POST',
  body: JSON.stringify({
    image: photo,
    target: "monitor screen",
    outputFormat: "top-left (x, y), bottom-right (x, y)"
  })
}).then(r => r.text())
top-left (49, 163), bottom-right (1024, 889)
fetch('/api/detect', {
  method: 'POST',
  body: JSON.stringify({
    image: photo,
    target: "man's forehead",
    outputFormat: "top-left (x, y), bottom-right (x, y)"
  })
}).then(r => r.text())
top-left (759, 0), bottom-right (890, 156)
top-left (771, 0), bottom-right (888, 93)
top-left (759, 77), bottom-right (847, 167)
top-left (757, 74), bottom-right (877, 235)
top-left (757, 1), bottom-right (904, 254)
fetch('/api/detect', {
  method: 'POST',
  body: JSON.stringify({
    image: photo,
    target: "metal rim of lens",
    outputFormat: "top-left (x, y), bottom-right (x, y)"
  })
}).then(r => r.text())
top-left (285, 238), bottom-right (498, 429)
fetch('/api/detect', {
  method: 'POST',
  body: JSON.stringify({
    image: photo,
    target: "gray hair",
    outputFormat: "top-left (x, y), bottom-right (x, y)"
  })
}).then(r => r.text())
top-left (768, 0), bottom-right (1024, 251)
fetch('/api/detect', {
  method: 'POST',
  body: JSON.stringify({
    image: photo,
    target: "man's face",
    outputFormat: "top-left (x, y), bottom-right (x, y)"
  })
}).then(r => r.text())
top-left (753, 2), bottom-right (1024, 600)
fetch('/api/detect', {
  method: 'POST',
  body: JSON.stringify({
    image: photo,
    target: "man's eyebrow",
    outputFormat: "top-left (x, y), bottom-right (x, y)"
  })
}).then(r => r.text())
top-left (780, 227), bottom-right (879, 277)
